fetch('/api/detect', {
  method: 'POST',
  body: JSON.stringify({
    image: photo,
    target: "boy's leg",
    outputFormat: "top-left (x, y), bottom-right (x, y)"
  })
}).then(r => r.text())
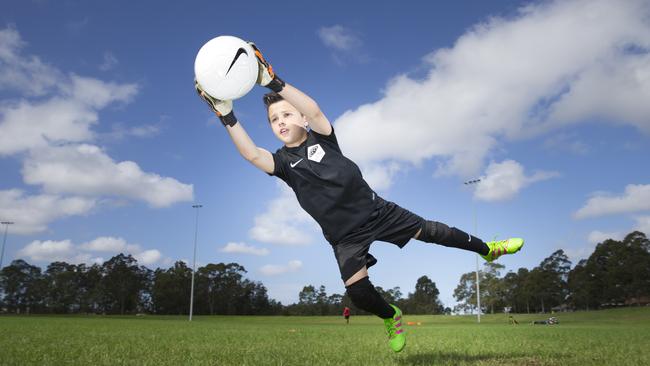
top-left (344, 268), bottom-right (394, 318)
top-left (363, 196), bottom-right (487, 255)
top-left (366, 196), bottom-right (522, 261)
top-left (332, 240), bottom-right (395, 319)
top-left (415, 221), bottom-right (524, 262)
top-left (415, 220), bottom-right (490, 255)
top-left (344, 266), bottom-right (368, 286)
top-left (344, 269), bottom-right (405, 352)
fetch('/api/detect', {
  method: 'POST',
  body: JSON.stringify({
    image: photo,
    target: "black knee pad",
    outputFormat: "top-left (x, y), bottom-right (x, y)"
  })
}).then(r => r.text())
top-left (419, 220), bottom-right (453, 244)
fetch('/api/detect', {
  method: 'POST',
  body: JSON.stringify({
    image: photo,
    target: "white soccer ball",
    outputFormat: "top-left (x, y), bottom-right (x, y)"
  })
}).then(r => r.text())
top-left (194, 35), bottom-right (258, 100)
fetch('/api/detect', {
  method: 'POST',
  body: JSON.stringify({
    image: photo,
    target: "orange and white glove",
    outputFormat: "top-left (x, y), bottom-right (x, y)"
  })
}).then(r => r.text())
top-left (248, 42), bottom-right (285, 93)
top-left (194, 79), bottom-right (237, 127)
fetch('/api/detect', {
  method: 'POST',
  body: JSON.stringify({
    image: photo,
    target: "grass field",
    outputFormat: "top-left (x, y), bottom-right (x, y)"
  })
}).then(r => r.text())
top-left (1, 307), bottom-right (649, 365)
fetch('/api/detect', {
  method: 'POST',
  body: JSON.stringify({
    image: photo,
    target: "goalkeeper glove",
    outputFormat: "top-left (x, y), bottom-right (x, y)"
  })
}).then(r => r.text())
top-left (248, 42), bottom-right (285, 93)
top-left (194, 79), bottom-right (238, 127)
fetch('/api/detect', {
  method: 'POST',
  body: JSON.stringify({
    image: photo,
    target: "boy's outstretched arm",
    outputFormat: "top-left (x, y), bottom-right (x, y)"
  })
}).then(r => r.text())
top-left (250, 42), bottom-right (333, 136)
top-left (195, 80), bottom-right (274, 174)
top-left (225, 123), bottom-right (275, 174)
top-left (279, 82), bottom-right (332, 136)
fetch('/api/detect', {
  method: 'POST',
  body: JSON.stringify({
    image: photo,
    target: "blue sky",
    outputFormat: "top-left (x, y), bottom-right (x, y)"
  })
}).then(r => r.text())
top-left (1, 0), bottom-right (650, 307)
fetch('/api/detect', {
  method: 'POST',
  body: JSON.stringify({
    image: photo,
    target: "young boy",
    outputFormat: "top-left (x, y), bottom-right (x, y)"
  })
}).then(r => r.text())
top-left (195, 42), bottom-right (524, 353)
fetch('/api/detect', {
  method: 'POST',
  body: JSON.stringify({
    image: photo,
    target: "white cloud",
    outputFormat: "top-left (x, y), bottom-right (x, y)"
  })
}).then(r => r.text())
top-left (634, 216), bottom-right (650, 235)
top-left (566, 216), bottom-right (650, 262)
top-left (129, 125), bottom-right (160, 137)
top-left (259, 260), bottom-right (303, 276)
top-left (334, 0), bottom-right (650, 181)
top-left (220, 242), bottom-right (270, 256)
top-left (0, 98), bottom-right (97, 156)
top-left (543, 133), bottom-right (589, 155)
top-left (317, 25), bottom-right (368, 65)
top-left (565, 230), bottom-right (625, 262)
top-left (563, 246), bottom-right (594, 263)
top-left (0, 73), bottom-right (137, 157)
top-left (318, 25), bottom-right (361, 51)
top-left (102, 123), bottom-right (161, 141)
top-left (80, 236), bottom-right (127, 252)
top-left (135, 249), bottom-right (162, 265)
top-left (361, 162), bottom-right (403, 192)
top-left (18, 240), bottom-right (75, 262)
top-left (574, 184), bottom-right (650, 219)
top-left (473, 160), bottom-right (559, 202)
top-left (99, 51), bottom-right (118, 71)
top-left (0, 189), bottom-right (95, 235)
top-left (545, 49), bottom-right (650, 134)
top-left (68, 75), bottom-right (136, 109)
top-left (16, 236), bottom-right (163, 265)
top-left (22, 144), bottom-right (194, 208)
top-left (0, 26), bottom-right (191, 233)
top-left (587, 230), bottom-right (624, 244)
top-left (249, 183), bottom-right (315, 245)
top-left (0, 27), bottom-right (63, 96)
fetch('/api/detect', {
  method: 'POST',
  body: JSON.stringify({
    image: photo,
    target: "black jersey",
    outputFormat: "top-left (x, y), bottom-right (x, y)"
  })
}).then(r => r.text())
top-left (270, 128), bottom-right (376, 243)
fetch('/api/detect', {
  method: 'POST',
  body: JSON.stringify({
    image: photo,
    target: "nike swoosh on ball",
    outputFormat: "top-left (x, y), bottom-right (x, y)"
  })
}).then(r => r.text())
top-left (226, 47), bottom-right (248, 75)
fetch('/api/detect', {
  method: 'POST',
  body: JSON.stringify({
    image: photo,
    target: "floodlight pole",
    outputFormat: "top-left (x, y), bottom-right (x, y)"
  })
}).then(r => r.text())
top-left (463, 179), bottom-right (482, 323)
top-left (189, 204), bottom-right (202, 322)
top-left (0, 221), bottom-right (14, 270)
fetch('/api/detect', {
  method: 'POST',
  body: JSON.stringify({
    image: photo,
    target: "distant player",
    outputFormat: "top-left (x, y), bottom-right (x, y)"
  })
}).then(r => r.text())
top-left (195, 42), bottom-right (524, 353)
top-left (343, 306), bottom-right (351, 324)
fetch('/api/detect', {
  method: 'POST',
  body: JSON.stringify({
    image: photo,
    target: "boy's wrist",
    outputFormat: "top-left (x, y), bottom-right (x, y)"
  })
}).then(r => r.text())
top-left (266, 75), bottom-right (285, 93)
top-left (195, 79), bottom-right (237, 127)
top-left (219, 111), bottom-right (238, 127)
top-left (248, 42), bottom-right (285, 93)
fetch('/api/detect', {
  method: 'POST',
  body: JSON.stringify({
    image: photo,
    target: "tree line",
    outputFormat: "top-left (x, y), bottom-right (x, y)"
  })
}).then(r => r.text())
top-left (286, 275), bottom-right (449, 316)
top-left (453, 231), bottom-right (650, 314)
top-left (0, 249), bottom-right (446, 316)
top-left (0, 254), bottom-right (281, 315)
top-left (1, 231), bottom-right (648, 315)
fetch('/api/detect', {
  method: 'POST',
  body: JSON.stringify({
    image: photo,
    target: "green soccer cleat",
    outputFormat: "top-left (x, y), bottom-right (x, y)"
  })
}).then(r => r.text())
top-left (383, 304), bottom-right (406, 353)
top-left (481, 238), bottom-right (524, 262)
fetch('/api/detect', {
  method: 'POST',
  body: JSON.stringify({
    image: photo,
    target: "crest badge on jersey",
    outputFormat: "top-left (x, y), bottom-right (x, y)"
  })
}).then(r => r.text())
top-left (307, 144), bottom-right (325, 163)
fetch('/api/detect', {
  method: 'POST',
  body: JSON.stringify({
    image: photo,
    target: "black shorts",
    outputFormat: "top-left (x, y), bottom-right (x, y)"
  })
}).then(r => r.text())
top-left (331, 196), bottom-right (425, 282)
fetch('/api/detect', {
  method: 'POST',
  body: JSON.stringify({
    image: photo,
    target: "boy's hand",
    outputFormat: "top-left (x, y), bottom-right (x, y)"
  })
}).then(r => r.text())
top-left (194, 79), bottom-right (238, 127)
top-left (248, 42), bottom-right (285, 93)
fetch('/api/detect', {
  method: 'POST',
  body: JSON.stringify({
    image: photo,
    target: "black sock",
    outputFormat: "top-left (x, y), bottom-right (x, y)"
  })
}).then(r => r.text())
top-left (418, 220), bottom-right (489, 255)
top-left (346, 277), bottom-right (395, 319)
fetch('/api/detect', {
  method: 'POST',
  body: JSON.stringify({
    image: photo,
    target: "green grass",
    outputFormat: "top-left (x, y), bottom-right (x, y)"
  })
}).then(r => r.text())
top-left (1, 307), bottom-right (649, 365)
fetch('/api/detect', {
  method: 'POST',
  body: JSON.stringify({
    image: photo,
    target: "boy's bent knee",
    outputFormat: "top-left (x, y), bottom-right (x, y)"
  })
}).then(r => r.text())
top-left (345, 277), bottom-right (373, 308)
top-left (344, 266), bottom-right (368, 287)
top-left (345, 277), bottom-right (395, 318)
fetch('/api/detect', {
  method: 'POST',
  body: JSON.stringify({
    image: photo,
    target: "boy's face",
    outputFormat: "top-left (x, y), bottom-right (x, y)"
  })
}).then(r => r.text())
top-left (267, 100), bottom-right (308, 147)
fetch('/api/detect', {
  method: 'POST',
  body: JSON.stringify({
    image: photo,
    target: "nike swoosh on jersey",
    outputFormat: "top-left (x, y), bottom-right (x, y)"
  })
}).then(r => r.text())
top-left (290, 158), bottom-right (304, 168)
top-left (226, 47), bottom-right (248, 75)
